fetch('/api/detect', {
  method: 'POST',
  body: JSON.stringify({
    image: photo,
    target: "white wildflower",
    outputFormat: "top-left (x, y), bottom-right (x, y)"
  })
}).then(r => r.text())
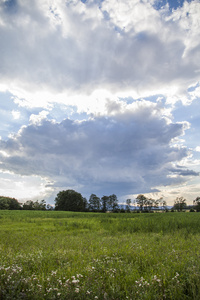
top-left (72, 279), bottom-right (79, 284)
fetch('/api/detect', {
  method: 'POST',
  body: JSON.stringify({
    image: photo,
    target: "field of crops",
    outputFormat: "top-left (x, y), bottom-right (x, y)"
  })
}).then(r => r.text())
top-left (0, 210), bottom-right (200, 299)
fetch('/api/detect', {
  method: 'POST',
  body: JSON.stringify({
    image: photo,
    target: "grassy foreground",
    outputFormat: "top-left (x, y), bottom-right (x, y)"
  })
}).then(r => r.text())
top-left (0, 211), bottom-right (200, 299)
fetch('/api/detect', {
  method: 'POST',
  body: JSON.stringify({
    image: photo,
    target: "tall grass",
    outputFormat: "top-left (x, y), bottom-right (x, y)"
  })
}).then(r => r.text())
top-left (0, 211), bottom-right (200, 299)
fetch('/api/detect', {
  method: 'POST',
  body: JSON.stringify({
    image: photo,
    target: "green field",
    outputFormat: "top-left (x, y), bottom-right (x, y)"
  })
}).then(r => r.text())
top-left (0, 211), bottom-right (200, 299)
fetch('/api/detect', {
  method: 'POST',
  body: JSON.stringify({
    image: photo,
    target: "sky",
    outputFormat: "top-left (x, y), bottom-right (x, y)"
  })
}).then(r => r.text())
top-left (0, 0), bottom-right (200, 206)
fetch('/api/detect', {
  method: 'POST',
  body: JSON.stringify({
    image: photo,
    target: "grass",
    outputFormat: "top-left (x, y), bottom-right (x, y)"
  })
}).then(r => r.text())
top-left (0, 210), bottom-right (200, 299)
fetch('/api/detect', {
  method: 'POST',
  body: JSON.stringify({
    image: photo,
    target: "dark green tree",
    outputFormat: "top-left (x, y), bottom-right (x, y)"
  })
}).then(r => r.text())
top-left (193, 197), bottom-right (200, 212)
top-left (0, 196), bottom-right (21, 210)
top-left (82, 197), bottom-right (88, 212)
top-left (126, 198), bottom-right (132, 212)
top-left (153, 198), bottom-right (160, 210)
top-left (108, 194), bottom-right (119, 212)
top-left (38, 199), bottom-right (46, 210)
top-left (173, 197), bottom-right (187, 212)
top-left (161, 199), bottom-right (167, 211)
top-left (46, 204), bottom-right (54, 210)
top-left (146, 198), bottom-right (154, 211)
top-left (31, 200), bottom-right (46, 210)
top-left (88, 194), bottom-right (101, 212)
top-left (55, 189), bottom-right (86, 211)
top-left (101, 195), bottom-right (109, 213)
top-left (23, 200), bottom-right (35, 210)
top-left (136, 194), bottom-right (147, 211)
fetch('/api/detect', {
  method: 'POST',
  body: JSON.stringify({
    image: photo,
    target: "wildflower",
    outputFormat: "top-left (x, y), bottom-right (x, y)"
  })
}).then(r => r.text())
top-left (72, 279), bottom-right (79, 284)
top-left (51, 270), bottom-right (57, 276)
top-left (75, 287), bottom-right (79, 293)
top-left (37, 284), bottom-right (42, 289)
top-left (64, 279), bottom-right (70, 287)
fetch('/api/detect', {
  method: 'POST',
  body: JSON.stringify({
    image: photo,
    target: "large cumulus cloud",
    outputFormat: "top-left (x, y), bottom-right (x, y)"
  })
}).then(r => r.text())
top-left (0, 101), bottom-right (197, 198)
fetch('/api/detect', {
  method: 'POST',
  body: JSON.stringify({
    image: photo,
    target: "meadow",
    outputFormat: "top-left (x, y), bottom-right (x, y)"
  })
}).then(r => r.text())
top-left (0, 210), bottom-right (200, 299)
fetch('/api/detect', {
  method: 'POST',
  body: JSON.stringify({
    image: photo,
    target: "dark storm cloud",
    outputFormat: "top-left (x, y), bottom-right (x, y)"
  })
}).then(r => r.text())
top-left (0, 103), bottom-right (195, 196)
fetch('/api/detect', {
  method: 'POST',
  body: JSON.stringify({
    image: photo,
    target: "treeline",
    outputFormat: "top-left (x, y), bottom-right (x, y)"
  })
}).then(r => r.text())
top-left (54, 190), bottom-right (120, 212)
top-left (54, 192), bottom-right (200, 213)
top-left (0, 197), bottom-right (51, 211)
top-left (1, 192), bottom-right (200, 213)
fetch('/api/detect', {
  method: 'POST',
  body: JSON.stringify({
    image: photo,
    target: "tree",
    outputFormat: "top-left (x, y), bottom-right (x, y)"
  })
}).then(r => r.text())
top-left (88, 194), bottom-right (101, 212)
top-left (22, 200), bottom-right (46, 210)
top-left (54, 189), bottom-right (86, 212)
top-left (46, 204), bottom-right (54, 211)
top-left (126, 198), bottom-right (132, 212)
top-left (0, 196), bottom-right (21, 210)
top-left (147, 198), bottom-right (154, 212)
top-left (108, 194), bottom-right (119, 212)
top-left (38, 200), bottom-right (46, 210)
top-left (161, 199), bottom-right (167, 211)
top-left (23, 200), bottom-right (35, 210)
top-left (153, 199), bottom-right (160, 210)
top-left (173, 197), bottom-right (187, 212)
top-left (193, 197), bottom-right (200, 212)
top-left (136, 194), bottom-right (147, 211)
top-left (33, 200), bottom-right (46, 210)
top-left (82, 197), bottom-right (88, 212)
top-left (101, 195), bottom-right (109, 213)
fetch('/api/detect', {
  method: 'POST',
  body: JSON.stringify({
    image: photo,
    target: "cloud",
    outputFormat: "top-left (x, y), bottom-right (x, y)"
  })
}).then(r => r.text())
top-left (169, 167), bottom-right (199, 177)
top-left (0, 0), bottom-right (200, 204)
top-left (11, 110), bottom-right (20, 120)
top-left (0, 100), bottom-right (196, 198)
top-left (0, 0), bottom-right (199, 110)
top-left (0, 170), bottom-right (52, 201)
top-left (29, 110), bottom-right (49, 125)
